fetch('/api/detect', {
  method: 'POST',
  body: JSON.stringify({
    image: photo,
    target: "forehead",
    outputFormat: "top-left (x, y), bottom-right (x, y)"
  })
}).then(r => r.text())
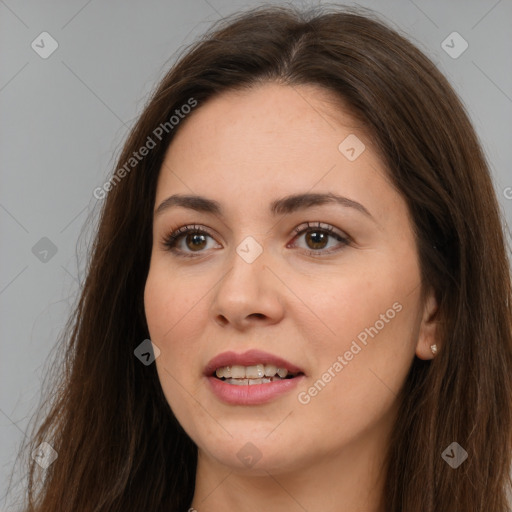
top-left (159, 84), bottom-right (384, 185)
top-left (169, 82), bottom-right (367, 148)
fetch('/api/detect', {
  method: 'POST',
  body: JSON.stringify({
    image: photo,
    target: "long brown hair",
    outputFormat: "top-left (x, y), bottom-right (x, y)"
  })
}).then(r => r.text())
top-left (8, 4), bottom-right (512, 511)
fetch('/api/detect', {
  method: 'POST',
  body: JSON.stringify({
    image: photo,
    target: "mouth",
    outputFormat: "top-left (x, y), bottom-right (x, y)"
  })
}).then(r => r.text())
top-left (204, 349), bottom-right (306, 405)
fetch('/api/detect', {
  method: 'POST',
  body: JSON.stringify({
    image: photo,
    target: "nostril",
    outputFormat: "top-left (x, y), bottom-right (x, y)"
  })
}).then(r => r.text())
top-left (216, 315), bottom-right (229, 326)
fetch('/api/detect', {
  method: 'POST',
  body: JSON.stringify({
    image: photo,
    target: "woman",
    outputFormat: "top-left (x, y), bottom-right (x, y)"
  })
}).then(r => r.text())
top-left (11, 4), bottom-right (512, 511)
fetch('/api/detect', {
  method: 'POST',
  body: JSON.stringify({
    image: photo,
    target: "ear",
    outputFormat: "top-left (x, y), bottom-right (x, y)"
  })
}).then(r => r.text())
top-left (415, 287), bottom-right (439, 360)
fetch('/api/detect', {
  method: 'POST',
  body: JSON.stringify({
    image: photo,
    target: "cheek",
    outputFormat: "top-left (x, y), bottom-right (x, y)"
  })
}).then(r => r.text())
top-left (144, 265), bottom-right (202, 342)
top-left (311, 270), bottom-right (403, 348)
top-left (303, 261), bottom-right (420, 403)
top-left (143, 267), bottom-right (204, 397)
top-left (144, 268), bottom-right (207, 430)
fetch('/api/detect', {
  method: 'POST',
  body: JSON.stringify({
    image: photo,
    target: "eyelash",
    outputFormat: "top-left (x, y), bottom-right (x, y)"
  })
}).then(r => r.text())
top-left (161, 222), bottom-right (351, 259)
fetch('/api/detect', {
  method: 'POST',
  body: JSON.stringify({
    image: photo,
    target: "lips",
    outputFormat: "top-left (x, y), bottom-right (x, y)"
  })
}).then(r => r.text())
top-left (204, 349), bottom-right (306, 405)
top-left (204, 349), bottom-right (305, 377)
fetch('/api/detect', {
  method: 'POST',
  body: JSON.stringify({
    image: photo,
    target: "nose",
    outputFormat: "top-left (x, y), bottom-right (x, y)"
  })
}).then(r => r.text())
top-left (210, 242), bottom-right (286, 330)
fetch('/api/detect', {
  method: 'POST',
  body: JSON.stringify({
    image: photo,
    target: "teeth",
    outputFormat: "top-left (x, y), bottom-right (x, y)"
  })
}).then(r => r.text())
top-left (246, 364), bottom-right (265, 379)
top-left (224, 377), bottom-right (283, 385)
top-left (276, 367), bottom-right (288, 378)
top-left (264, 364), bottom-right (277, 377)
top-left (230, 378), bottom-right (248, 385)
top-left (231, 365), bottom-right (246, 379)
top-left (215, 364), bottom-right (292, 379)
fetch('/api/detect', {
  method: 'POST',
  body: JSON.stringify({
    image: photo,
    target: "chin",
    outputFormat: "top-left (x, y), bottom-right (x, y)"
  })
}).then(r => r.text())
top-left (196, 431), bottom-right (308, 475)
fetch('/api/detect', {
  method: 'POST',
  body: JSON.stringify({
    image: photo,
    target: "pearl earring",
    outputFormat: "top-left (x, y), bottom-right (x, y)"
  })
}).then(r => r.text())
top-left (430, 344), bottom-right (438, 356)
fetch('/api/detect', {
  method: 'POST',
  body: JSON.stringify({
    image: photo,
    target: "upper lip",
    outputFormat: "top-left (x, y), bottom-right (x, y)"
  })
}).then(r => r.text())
top-left (204, 349), bottom-right (305, 376)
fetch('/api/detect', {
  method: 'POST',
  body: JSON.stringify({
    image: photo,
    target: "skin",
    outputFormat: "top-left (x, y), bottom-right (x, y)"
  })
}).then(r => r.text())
top-left (144, 82), bottom-right (439, 512)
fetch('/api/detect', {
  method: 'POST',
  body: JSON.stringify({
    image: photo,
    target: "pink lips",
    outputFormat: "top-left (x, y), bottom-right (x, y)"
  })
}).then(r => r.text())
top-left (204, 349), bottom-right (306, 406)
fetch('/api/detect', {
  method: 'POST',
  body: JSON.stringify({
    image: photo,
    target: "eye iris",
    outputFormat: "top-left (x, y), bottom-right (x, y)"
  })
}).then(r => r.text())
top-left (306, 230), bottom-right (328, 250)
top-left (186, 233), bottom-right (207, 251)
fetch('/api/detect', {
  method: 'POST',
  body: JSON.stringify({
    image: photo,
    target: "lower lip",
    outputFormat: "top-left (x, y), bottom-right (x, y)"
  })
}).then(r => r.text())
top-left (206, 375), bottom-right (305, 405)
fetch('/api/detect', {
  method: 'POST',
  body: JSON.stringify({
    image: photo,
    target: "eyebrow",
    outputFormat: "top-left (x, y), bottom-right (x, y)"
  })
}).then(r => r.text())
top-left (155, 192), bottom-right (374, 221)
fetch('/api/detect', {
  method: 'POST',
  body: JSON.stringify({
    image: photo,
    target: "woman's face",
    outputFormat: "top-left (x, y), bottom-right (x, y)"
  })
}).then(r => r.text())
top-left (144, 82), bottom-right (437, 475)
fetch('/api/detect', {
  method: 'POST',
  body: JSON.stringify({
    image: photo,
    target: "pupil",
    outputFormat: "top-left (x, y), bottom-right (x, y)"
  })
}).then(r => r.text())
top-left (187, 233), bottom-right (206, 251)
top-left (307, 231), bottom-right (327, 249)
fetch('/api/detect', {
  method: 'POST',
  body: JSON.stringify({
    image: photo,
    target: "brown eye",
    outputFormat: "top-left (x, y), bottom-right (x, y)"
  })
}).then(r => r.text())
top-left (184, 233), bottom-right (208, 251)
top-left (162, 225), bottom-right (218, 258)
top-left (162, 222), bottom-right (350, 259)
top-left (304, 230), bottom-right (330, 250)
top-left (290, 222), bottom-right (350, 257)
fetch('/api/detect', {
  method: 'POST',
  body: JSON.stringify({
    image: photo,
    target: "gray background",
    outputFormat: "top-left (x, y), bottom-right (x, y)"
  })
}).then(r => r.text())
top-left (1, 0), bottom-right (511, 509)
